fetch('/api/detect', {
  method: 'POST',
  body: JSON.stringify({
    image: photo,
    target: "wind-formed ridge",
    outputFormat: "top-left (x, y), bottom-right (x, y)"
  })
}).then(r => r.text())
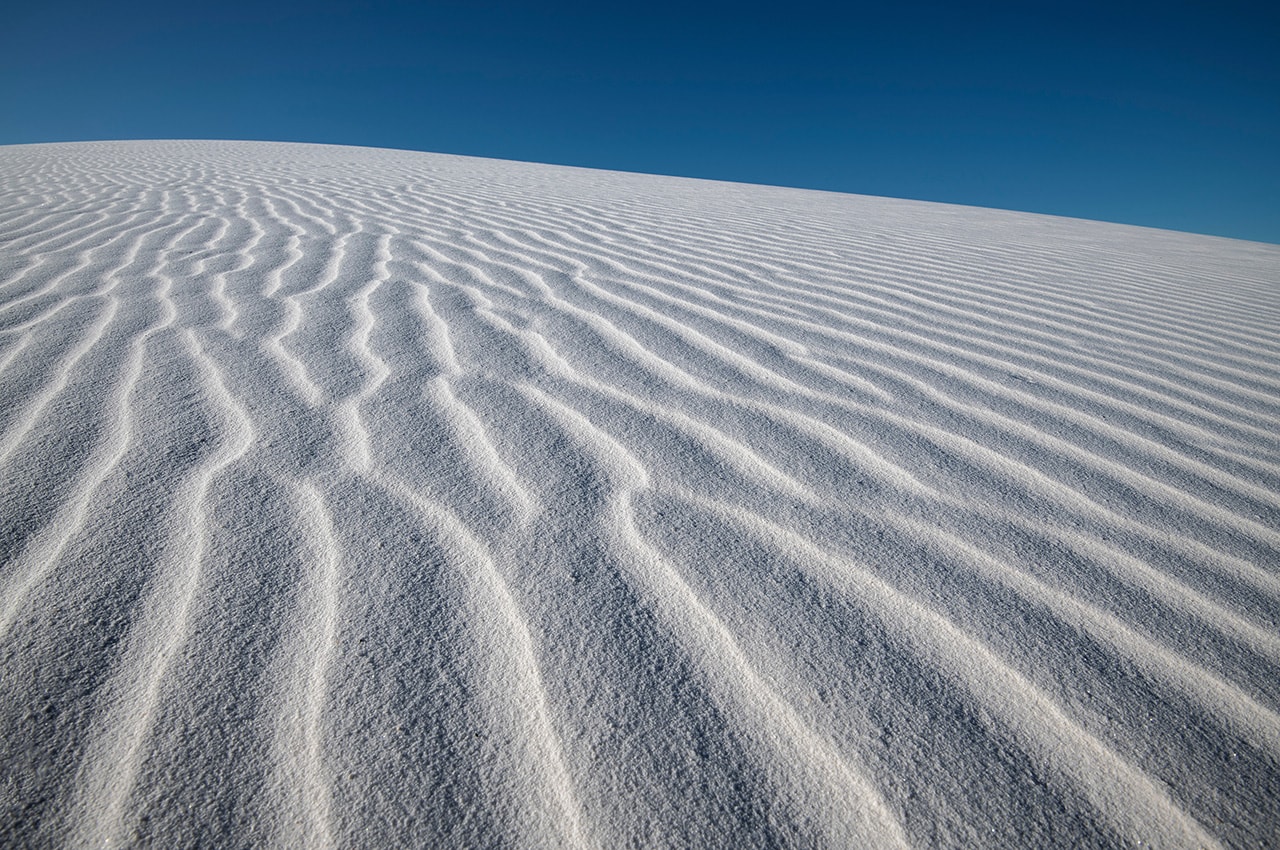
top-left (1, 140), bottom-right (1278, 849)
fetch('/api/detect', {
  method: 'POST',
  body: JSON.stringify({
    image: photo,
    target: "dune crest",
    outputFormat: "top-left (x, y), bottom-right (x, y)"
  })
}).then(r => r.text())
top-left (1, 140), bottom-right (1278, 848)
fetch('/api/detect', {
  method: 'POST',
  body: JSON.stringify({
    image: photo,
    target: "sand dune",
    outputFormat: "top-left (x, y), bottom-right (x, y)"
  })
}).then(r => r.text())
top-left (1, 140), bottom-right (1278, 848)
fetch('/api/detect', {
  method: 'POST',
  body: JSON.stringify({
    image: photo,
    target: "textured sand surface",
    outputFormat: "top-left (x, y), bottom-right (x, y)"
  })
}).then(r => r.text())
top-left (1, 140), bottom-right (1279, 849)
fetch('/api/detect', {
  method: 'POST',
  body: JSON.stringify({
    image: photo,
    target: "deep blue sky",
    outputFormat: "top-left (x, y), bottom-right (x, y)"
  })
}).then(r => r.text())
top-left (3, 0), bottom-right (1277, 243)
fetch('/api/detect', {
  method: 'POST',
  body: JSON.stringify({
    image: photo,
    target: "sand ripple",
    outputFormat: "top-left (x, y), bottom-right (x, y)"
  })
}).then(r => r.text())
top-left (2, 140), bottom-right (1278, 848)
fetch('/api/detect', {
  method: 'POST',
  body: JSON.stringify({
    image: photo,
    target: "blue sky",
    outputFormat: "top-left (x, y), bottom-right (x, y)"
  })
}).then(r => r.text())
top-left (3, 0), bottom-right (1277, 243)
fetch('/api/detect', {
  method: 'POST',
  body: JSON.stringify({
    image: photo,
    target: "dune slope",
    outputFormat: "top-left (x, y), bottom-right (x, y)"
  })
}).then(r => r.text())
top-left (1, 140), bottom-right (1279, 849)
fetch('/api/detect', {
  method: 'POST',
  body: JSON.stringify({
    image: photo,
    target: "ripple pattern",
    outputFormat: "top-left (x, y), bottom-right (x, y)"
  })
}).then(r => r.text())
top-left (2, 140), bottom-right (1279, 849)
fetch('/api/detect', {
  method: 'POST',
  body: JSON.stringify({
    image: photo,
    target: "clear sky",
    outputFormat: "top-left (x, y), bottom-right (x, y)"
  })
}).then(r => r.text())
top-left (3, 0), bottom-right (1277, 243)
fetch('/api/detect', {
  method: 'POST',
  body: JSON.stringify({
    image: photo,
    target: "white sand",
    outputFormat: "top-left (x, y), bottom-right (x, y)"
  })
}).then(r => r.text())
top-left (1, 140), bottom-right (1278, 848)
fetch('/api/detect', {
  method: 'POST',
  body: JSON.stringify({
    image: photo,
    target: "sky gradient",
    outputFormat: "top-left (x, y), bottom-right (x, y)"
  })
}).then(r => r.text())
top-left (3, 0), bottom-right (1277, 243)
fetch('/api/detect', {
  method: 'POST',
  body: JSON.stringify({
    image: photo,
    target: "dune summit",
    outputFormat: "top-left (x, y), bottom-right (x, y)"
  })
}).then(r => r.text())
top-left (1, 140), bottom-right (1278, 848)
